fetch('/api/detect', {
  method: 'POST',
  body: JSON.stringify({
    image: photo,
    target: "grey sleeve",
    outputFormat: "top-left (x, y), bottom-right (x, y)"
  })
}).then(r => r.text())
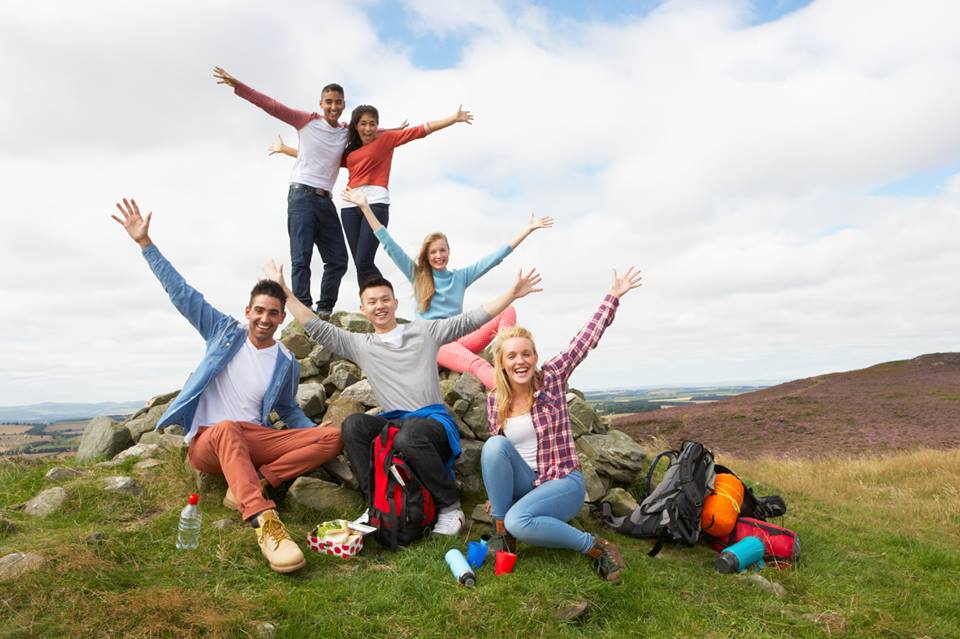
top-left (302, 317), bottom-right (364, 361)
top-left (426, 307), bottom-right (492, 345)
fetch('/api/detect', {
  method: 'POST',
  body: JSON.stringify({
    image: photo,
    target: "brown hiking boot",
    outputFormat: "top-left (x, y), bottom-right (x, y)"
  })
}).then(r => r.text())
top-left (254, 510), bottom-right (306, 573)
top-left (487, 519), bottom-right (517, 557)
top-left (586, 536), bottom-right (625, 583)
top-left (223, 478), bottom-right (269, 511)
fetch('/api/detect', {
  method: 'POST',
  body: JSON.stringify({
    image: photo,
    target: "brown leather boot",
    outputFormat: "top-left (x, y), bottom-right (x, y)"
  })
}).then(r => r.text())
top-left (254, 509), bottom-right (306, 573)
top-left (487, 519), bottom-right (517, 556)
top-left (586, 536), bottom-right (625, 583)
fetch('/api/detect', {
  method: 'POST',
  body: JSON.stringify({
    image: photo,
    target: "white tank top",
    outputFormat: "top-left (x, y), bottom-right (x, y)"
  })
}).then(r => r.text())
top-left (503, 413), bottom-right (538, 471)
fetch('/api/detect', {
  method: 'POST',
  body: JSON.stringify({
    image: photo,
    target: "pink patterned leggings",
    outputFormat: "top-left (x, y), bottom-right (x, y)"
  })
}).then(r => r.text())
top-left (437, 306), bottom-right (517, 390)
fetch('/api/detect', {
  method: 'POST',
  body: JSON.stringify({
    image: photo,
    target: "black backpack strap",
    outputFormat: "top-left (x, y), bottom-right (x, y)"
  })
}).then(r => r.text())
top-left (644, 450), bottom-right (677, 496)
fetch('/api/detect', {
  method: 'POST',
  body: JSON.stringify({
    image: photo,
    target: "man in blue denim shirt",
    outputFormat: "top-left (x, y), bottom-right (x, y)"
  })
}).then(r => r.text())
top-left (113, 198), bottom-right (342, 573)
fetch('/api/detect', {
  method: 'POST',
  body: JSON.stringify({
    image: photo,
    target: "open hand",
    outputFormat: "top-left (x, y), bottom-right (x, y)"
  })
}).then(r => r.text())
top-left (526, 213), bottom-right (554, 233)
top-left (268, 135), bottom-right (285, 155)
top-left (609, 266), bottom-right (642, 299)
top-left (213, 66), bottom-right (238, 88)
top-left (263, 259), bottom-right (288, 290)
top-left (513, 267), bottom-right (543, 299)
top-left (453, 105), bottom-right (473, 125)
top-left (111, 198), bottom-right (152, 248)
top-left (341, 187), bottom-right (368, 207)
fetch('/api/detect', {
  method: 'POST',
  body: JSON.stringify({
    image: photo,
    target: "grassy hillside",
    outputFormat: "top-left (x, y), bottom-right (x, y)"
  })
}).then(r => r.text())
top-left (2, 445), bottom-right (958, 638)
top-left (615, 353), bottom-right (960, 458)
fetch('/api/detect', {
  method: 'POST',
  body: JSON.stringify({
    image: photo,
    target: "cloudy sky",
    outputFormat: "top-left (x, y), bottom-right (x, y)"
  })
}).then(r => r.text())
top-left (2, 0), bottom-right (958, 405)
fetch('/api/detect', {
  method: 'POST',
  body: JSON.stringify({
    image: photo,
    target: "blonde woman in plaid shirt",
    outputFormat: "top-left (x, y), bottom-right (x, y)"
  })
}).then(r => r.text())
top-left (480, 267), bottom-right (642, 583)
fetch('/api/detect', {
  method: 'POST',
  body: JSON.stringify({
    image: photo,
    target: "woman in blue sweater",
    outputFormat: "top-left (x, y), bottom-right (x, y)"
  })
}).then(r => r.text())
top-left (341, 187), bottom-right (552, 389)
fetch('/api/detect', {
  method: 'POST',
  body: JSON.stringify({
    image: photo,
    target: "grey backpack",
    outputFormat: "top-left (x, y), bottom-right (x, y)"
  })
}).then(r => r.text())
top-left (594, 441), bottom-right (716, 556)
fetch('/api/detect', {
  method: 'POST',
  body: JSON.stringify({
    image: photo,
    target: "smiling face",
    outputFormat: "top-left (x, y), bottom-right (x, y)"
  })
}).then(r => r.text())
top-left (357, 112), bottom-right (379, 145)
top-left (319, 89), bottom-right (345, 127)
top-left (427, 237), bottom-right (450, 271)
top-left (498, 336), bottom-right (539, 389)
top-left (360, 285), bottom-right (399, 333)
top-left (245, 294), bottom-right (285, 348)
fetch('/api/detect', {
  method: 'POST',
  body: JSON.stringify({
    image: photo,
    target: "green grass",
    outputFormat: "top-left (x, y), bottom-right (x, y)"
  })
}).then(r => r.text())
top-left (2, 451), bottom-right (959, 638)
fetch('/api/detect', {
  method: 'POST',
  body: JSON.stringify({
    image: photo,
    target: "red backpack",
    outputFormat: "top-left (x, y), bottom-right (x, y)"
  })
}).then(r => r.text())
top-left (706, 517), bottom-right (800, 568)
top-left (368, 423), bottom-right (437, 549)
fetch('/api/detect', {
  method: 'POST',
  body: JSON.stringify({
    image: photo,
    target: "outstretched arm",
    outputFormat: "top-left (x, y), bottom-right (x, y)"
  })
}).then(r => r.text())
top-left (268, 135), bottom-right (299, 158)
top-left (482, 268), bottom-right (542, 318)
top-left (542, 267), bottom-right (643, 381)
top-left (341, 188), bottom-right (383, 233)
top-left (213, 66), bottom-right (313, 130)
top-left (425, 105), bottom-right (473, 134)
top-left (111, 198), bottom-right (230, 341)
top-left (263, 260), bottom-right (316, 326)
top-left (507, 213), bottom-right (554, 250)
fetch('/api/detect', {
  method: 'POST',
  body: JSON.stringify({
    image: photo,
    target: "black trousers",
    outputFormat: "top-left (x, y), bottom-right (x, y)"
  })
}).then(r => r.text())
top-left (341, 413), bottom-right (458, 509)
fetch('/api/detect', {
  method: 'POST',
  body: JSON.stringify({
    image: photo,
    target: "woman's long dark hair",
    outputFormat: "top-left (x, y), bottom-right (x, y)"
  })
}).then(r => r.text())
top-left (344, 105), bottom-right (380, 160)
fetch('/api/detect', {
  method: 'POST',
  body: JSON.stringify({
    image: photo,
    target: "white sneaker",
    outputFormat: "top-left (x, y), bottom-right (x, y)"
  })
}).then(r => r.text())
top-left (433, 508), bottom-right (466, 536)
top-left (351, 509), bottom-right (370, 525)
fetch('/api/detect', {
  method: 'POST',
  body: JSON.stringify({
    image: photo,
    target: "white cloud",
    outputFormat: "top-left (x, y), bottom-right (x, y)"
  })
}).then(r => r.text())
top-left (1, 0), bottom-right (959, 404)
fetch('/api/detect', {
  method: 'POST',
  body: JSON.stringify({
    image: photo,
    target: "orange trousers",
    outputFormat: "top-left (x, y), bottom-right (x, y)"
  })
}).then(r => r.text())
top-left (188, 420), bottom-right (343, 521)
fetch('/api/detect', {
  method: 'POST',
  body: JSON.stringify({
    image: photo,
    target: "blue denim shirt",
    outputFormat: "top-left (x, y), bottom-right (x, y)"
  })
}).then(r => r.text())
top-left (142, 244), bottom-right (314, 441)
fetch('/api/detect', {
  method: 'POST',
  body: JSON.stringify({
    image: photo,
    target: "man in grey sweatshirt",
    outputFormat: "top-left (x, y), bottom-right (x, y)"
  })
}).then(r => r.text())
top-left (265, 263), bottom-right (542, 535)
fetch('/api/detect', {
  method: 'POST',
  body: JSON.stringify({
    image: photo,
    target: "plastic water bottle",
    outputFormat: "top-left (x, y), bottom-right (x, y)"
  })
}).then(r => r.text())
top-left (445, 549), bottom-right (476, 586)
top-left (176, 493), bottom-right (202, 550)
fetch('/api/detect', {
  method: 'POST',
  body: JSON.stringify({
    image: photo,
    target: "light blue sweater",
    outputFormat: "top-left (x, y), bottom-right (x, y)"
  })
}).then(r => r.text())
top-left (374, 227), bottom-right (512, 320)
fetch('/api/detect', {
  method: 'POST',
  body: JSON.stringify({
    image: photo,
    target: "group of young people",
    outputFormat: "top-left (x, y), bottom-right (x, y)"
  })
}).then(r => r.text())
top-left (111, 68), bottom-right (642, 583)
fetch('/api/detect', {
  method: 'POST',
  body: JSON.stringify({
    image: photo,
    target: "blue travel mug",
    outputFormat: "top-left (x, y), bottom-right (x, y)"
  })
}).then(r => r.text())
top-left (715, 535), bottom-right (765, 573)
top-left (467, 539), bottom-right (488, 569)
top-left (445, 549), bottom-right (476, 586)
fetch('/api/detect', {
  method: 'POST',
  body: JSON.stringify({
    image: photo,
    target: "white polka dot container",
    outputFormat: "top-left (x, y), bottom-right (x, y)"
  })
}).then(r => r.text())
top-left (307, 520), bottom-right (364, 559)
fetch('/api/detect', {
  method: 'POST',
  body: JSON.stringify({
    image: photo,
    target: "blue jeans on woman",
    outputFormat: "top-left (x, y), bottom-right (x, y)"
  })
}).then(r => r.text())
top-left (481, 435), bottom-right (593, 553)
top-left (341, 203), bottom-right (389, 288)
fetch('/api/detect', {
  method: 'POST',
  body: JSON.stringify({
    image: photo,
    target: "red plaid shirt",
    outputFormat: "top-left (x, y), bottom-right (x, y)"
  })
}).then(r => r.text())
top-left (487, 294), bottom-right (620, 486)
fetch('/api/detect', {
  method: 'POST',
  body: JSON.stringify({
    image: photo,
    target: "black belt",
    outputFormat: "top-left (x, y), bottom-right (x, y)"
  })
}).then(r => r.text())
top-left (291, 183), bottom-right (331, 198)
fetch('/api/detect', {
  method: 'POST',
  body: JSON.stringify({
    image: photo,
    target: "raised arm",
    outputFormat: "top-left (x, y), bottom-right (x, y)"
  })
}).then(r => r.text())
top-left (213, 66), bottom-right (314, 130)
top-left (507, 213), bottom-right (554, 250)
top-left (268, 135), bottom-right (299, 158)
top-left (342, 188), bottom-right (383, 232)
top-left (263, 260), bottom-right (316, 326)
top-left (111, 198), bottom-right (231, 341)
top-left (425, 105), bottom-right (473, 134)
top-left (542, 267), bottom-right (643, 381)
top-left (482, 268), bottom-right (542, 318)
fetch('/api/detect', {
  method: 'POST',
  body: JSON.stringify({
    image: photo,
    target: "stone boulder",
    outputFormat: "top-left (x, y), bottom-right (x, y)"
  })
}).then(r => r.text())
top-left (454, 440), bottom-right (484, 493)
top-left (0, 552), bottom-right (45, 582)
top-left (323, 397), bottom-right (366, 428)
top-left (111, 443), bottom-right (161, 463)
top-left (470, 502), bottom-right (492, 525)
top-left (298, 357), bottom-right (320, 380)
top-left (123, 403), bottom-right (168, 442)
top-left (296, 383), bottom-right (327, 419)
top-left (452, 373), bottom-right (485, 401)
top-left (576, 430), bottom-right (648, 484)
top-left (287, 477), bottom-right (363, 513)
top-left (102, 476), bottom-right (143, 496)
top-left (308, 344), bottom-right (334, 370)
top-left (601, 487), bottom-right (639, 516)
top-left (568, 396), bottom-right (601, 438)
top-left (0, 518), bottom-right (17, 535)
top-left (323, 361), bottom-right (362, 395)
top-left (133, 458), bottom-right (165, 472)
top-left (579, 458), bottom-right (610, 503)
top-left (25, 487), bottom-right (68, 517)
top-left (332, 312), bottom-right (373, 333)
top-left (281, 332), bottom-right (314, 359)
top-left (44, 467), bottom-right (81, 482)
top-left (461, 400), bottom-right (490, 441)
top-left (76, 416), bottom-right (134, 462)
top-left (339, 379), bottom-right (377, 408)
top-left (321, 455), bottom-right (358, 491)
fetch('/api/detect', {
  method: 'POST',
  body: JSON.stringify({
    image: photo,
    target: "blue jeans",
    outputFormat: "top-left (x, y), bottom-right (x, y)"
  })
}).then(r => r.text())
top-left (341, 204), bottom-right (389, 289)
top-left (481, 435), bottom-right (593, 553)
top-left (287, 184), bottom-right (349, 313)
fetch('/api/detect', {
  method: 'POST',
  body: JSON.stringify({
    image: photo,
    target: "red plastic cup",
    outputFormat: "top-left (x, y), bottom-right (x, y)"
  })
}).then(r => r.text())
top-left (494, 550), bottom-right (517, 575)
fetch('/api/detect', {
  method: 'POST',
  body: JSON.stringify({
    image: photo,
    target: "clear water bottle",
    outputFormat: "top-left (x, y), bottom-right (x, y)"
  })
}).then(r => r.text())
top-left (176, 493), bottom-right (202, 550)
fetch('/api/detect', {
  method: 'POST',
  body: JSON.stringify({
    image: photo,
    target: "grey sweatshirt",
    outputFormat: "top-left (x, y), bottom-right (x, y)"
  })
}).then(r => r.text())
top-left (302, 307), bottom-right (490, 412)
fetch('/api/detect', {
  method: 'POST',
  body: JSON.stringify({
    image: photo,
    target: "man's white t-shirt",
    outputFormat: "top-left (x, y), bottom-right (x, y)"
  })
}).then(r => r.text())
top-left (375, 324), bottom-right (405, 349)
top-left (188, 339), bottom-right (279, 443)
top-left (504, 413), bottom-right (538, 471)
top-left (293, 119), bottom-right (348, 191)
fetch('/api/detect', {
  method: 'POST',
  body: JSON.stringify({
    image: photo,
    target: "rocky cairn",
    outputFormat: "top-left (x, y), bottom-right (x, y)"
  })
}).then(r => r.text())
top-left (74, 311), bottom-right (647, 518)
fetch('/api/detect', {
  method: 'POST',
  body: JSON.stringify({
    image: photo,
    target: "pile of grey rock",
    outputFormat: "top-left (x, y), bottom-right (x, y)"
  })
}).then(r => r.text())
top-left (74, 312), bottom-right (649, 518)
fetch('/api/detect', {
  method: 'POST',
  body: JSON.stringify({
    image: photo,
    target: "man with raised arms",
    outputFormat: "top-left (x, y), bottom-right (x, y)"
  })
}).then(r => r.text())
top-left (264, 261), bottom-right (542, 535)
top-left (112, 199), bottom-right (342, 573)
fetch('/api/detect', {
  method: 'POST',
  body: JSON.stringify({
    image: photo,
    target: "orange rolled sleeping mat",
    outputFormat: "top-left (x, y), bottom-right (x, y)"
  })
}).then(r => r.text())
top-left (700, 473), bottom-right (744, 538)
